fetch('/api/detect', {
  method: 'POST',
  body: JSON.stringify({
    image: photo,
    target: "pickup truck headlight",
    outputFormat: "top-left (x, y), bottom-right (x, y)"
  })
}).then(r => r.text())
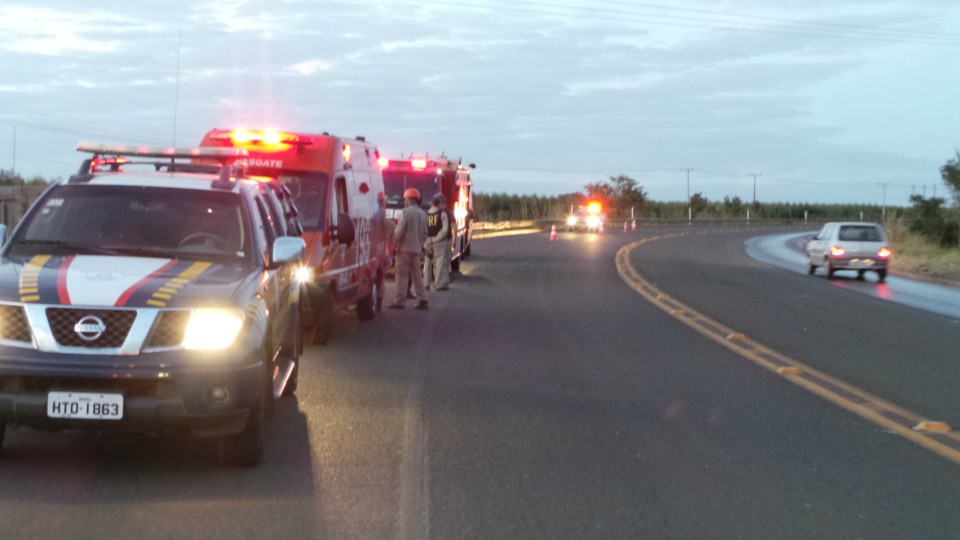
top-left (183, 308), bottom-right (245, 350)
top-left (566, 216), bottom-right (577, 226)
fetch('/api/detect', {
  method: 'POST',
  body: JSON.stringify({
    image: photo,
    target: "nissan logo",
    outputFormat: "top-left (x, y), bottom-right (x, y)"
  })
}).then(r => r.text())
top-left (74, 315), bottom-right (107, 342)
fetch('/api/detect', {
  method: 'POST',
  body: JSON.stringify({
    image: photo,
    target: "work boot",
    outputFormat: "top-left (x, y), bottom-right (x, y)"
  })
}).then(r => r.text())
top-left (414, 300), bottom-right (428, 310)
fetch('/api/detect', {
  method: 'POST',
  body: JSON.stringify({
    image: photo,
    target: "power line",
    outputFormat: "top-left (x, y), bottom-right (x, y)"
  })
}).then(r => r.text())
top-left (594, 0), bottom-right (960, 42)
top-left (400, 0), bottom-right (960, 47)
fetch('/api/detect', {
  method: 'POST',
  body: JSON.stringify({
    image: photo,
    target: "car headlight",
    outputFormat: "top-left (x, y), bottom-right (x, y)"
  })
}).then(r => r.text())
top-left (183, 308), bottom-right (245, 350)
top-left (566, 216), bottom-right (577, 226)
top-left (586, 216), bottom-right (600, 228)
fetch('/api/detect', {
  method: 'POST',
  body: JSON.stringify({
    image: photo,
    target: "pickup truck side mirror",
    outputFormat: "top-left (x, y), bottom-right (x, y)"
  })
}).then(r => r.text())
top-left (270, 237), bottom-right (306, 268)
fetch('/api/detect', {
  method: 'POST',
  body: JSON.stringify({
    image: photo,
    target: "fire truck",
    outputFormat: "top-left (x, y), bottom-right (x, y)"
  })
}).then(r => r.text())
top-left (199, 129), bottom-right (392, 345)
top-left (381, 157), bottom-right (475, 271)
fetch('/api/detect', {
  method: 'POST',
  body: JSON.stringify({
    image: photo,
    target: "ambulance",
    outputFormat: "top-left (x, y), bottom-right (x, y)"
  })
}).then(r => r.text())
top-left (381, 157), bottom-right (475, 271)
top-left (199, 129), bottom-right (391, 345)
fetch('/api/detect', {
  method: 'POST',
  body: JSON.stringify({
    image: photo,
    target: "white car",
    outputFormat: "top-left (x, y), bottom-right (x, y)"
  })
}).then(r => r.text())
top-left (805, 222), bottom-right (892, 282)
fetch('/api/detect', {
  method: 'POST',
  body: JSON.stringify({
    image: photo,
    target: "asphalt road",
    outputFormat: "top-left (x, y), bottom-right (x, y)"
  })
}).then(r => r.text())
top-left (3, 225), bottom-right (960, 539)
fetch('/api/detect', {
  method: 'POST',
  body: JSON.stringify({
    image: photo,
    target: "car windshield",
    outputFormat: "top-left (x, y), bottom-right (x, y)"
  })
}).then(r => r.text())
top-left (7, 184), bottom-right (250, 262)
top-left (383, 171), bottom-right (441, 209)
top-left (838, 225), bottom-right (883, 242)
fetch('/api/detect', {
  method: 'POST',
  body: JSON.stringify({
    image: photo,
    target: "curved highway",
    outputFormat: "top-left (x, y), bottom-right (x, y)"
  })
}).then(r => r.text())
top-left (746, 231), bottom-right (960, 319)
top-left (2, 225), bottom-right (959, 539)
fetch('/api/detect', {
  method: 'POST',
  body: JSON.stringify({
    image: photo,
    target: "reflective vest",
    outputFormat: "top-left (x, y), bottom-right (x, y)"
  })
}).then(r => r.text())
top-left (426, 209), bottom-right (444, 238)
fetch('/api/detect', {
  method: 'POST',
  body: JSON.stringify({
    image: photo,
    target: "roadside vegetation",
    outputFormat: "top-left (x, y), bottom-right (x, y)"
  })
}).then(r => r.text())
top-left (885, 215), bottom-right (960, 284)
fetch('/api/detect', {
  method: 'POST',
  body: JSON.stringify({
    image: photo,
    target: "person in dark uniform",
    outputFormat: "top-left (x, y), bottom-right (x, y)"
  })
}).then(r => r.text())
top-left (423, 193), bottom-right (451, 290)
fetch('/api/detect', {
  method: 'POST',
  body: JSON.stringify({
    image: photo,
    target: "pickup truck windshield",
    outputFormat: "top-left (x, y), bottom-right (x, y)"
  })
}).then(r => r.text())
top-left (8, 185), bottom-right (250, 261)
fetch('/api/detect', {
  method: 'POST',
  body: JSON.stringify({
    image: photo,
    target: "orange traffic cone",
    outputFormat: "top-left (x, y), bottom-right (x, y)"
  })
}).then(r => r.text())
top-left (550, 225), bottom-right (558, 241)
top-left (623, 221), bottom-right (628, 233)
top-left (631, 219), bottom-right (636, 231)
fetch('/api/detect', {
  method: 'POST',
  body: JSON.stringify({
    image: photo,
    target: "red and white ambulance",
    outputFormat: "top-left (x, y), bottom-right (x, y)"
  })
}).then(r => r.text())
top-left (381, 156), bottom-right (475, 271)
top-left (199, 129), bottom-right (391, 345)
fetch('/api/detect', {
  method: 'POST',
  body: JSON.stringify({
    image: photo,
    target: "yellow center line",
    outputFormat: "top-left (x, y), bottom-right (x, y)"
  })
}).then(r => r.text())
top-left (616, 235), bottom-right (960, 466)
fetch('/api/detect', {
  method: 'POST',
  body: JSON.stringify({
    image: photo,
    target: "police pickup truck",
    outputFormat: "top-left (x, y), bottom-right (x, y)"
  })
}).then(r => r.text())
top-left (0, 143), bottom-right (305, 467)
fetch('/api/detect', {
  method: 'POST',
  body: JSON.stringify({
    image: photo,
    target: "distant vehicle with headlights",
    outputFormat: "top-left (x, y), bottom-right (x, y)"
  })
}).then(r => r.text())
top-left (805, 222), bottom-right (891, 282)
top-left (0, 143), bottom-right (305, 467)
top-left (566, 202), bottom-right (605, 233)
top-left (199, 129), bottom-right (392, 346)
top-left (382, 156), bottom-right (476, 272)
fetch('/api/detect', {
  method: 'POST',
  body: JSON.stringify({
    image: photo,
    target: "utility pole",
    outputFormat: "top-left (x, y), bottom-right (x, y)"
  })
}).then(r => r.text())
top-left (878, 182), bottom-right (889, 220)
top-left (681, 168), bottom-right (692, 223)
top-left (748, 173), bottom-right (761, 206)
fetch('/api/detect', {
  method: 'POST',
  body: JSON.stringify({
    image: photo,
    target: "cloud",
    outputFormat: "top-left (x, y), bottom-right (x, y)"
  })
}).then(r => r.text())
top-left (189, 0), bottom-right (284, 33)
top-left (289, 59), bottom-right (333, 76)
top-left (563, 73), bottom-right (670, 96)
top-left (0, 5), bottom-right (127, 55)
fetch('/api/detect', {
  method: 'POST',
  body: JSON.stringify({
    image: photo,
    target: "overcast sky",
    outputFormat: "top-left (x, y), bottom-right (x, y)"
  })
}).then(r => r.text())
top-left (1, 0), bottom-right (958, 205)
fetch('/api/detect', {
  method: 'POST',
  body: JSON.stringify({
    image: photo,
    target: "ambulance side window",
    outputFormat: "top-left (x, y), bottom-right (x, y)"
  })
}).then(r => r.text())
top-left (330, 176), bottom-right (348, 227)
top-left (280, 173), bottom-right (329, 231)
top-left (336, 177), bottom-right (349, 214)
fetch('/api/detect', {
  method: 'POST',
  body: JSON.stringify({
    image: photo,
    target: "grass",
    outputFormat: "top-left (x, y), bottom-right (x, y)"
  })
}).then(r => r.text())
top-left (885, 216), bottom-right (960, 285)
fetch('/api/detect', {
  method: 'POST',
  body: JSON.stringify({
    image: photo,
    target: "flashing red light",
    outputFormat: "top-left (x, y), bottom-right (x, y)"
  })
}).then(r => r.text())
top-left (877, 247), bottom-right (892, 258)
top-left (377, 156), bottom-right (389, 169)
top-left (587, 201), bottom-right (602, 214)
top-left (93, 157), bottom-right (128, 168)
top-left (224, 129), bottom-right (298, 147)
top-left (262, 130), bottom-right (282, 145)
top-left (830, 246), bottom-right (845, 257)
top-left (342, 144), bottom-right (352, 162)
top-left (230, 130), bottom-right (254, 144)
top-left (411, 158), bottom-right (427, 171)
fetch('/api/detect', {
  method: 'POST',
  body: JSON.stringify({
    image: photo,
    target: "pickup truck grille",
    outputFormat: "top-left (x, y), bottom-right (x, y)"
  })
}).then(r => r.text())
top-left (47, 308), bottom-right (137, 348)
top-left (0, 305), bottom-right (31, 343)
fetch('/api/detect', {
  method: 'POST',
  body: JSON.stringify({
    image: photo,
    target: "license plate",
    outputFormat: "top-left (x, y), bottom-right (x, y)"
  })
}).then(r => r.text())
top-left (850, 258), bottom-right (875, 267)
top-left (47, 391), bottom-right (123, 420)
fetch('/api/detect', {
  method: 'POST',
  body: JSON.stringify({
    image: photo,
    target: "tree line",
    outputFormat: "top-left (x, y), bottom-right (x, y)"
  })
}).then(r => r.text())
top-left (7, 155), bottom-right (960, 248)
top-left (474, 153), bottom-right (960, 248)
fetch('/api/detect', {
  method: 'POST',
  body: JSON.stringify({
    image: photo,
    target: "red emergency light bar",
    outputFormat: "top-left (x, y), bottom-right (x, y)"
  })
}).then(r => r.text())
top-left (410, 158), bottom-right (427, 170)
top-left (214, 129), bottom-right (303, 147)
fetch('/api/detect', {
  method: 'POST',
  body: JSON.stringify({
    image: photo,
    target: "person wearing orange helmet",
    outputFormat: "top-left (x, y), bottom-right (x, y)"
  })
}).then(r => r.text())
top-left (388, 187), bottom-right (429, 310)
